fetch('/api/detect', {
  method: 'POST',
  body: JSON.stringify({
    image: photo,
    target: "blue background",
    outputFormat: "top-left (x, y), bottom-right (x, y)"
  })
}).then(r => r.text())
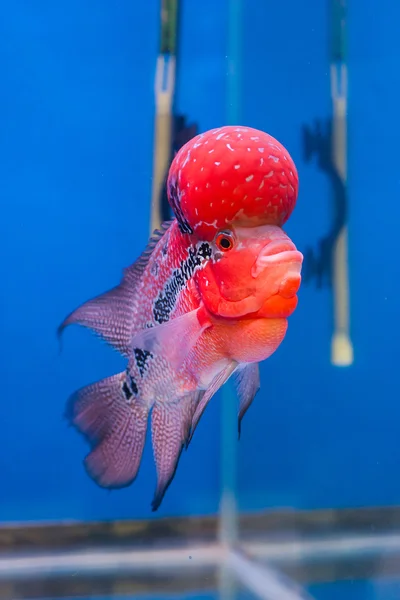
top-left (1, 0), bottom-right (398, 522)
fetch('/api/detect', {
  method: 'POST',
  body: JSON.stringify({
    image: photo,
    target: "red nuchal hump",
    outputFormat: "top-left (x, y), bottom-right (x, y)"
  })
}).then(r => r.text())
top-left (167, 125), bottom-right (298, 240)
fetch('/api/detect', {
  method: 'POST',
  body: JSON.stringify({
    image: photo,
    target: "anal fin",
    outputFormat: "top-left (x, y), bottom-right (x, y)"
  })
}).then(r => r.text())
top-left (151, 391), bottom-right (203, 511)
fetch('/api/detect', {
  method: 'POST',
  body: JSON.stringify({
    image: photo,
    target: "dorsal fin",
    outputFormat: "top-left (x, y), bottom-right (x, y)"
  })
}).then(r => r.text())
top-left (58, 220), bottom-right (175, 356)
top-left (122, 220), bottom-right (173, 286)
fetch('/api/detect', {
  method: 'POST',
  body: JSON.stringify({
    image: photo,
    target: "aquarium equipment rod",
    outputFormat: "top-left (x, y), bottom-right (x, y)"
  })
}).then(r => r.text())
top-left (217, 2), bottom-right (243, 596)
top-left (2, 532), bottom-right (400, 579)
top-left (330, 0), bottom-right (353, 366)
top-left (219, 0), bottom-right (243, 551)
top-left (149, 0), bottom-right (178, 234)
top-left (227, 550), bottom-right (314, 600)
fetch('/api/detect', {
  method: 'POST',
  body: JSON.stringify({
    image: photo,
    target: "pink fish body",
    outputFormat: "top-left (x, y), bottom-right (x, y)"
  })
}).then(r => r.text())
top-left (59, 126), bottom-right (303, 510)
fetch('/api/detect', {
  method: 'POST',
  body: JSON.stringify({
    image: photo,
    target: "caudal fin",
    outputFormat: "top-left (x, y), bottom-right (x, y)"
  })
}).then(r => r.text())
top-left (150, 392), bottom-right (202, 511)
top-left (66, 373), bottom-right (148, 489)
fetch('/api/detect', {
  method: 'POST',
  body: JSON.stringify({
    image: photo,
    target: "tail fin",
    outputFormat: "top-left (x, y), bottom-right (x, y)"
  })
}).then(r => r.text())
top-left (150, 392), bottom-right (202, 511)
top-left (66, 373), bottom-right (149, 489)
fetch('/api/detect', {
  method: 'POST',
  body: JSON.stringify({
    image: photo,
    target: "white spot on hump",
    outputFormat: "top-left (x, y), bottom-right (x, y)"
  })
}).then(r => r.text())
top-left (222, 199), bottom-right (225, 203)
top-left (206, 183), bottom-right (210, 188)
top-left (245, 174), bottom-right (254, 182)
top-left (289, 184), bottom-right (295, 193)
top-left (273, 194), bottom-right (279, 199)
top-left (226, 143), bottom-right (234, 151)
top-left (279, 184), bottom-right (287, 189)
top-left (236, 133), bottom-right (242, 138)
top-left (193, 158), bottom-right (197, 162)
top-left (268, 142), bottom-right (280, 151)
top-left (234, 164), bottom-right (241, 169)
top-left (269, 155), bottom-right (279, 163)
top-left (231, 202), bottom-right (235, 206)
top-left (210, 202), bottom-right (213, 207)
top-left (258, 180), bottom-right (264, 190)
top-left (250, 136), bottom-right (260, 141)
top-left (290, 170), bottom-right (294, 176)
top-left (255, 197), bottom-right (263, 201)
top-left (247, 147), bottom-right (251, 152)
top-left (187, 182), bottom-right (190, 188)
top-left (205, 140), bottom-right (209, 144)
top-left (200, 167), bottom-right (204, 172)
top-left (216, 132), bottom-right (225, 140)
top-left (283, 155), bottom-right (287, 161)
top-left (265, 170), bottom-right (274, 178)
top-left (195, 186), bottom-right (199, 191)
top-left (260, 158), bottom-right (264, 166)
top-left (243, 195), bottom-right (248, 200)
top-left (215, 161), bottom-right (221, 166)
top-left (195, 208), bottom-right (199, 215)
top-left (257, 147), bottom-right (265, 153)
top-left (208, 149), bottom-right (215, 153)
top-left (235, 127), bottom-right (248, 132)
top-left (193, 142), bottom-right (202, 148)
top-left (194, 218), bottom-right (218, 230)
top-left (221, 180), bottom-right (228, 186)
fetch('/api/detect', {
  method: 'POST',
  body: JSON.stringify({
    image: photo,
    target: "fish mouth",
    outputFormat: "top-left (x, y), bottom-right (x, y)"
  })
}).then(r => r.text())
top-left (252, 240), bottom-right (303, 278)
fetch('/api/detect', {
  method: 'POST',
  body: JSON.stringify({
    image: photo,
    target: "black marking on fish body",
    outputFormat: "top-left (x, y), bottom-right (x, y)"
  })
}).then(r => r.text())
top-left (129, 374), bottom-right (139, 395)
top-left (168, 178), bottom-right (194, 235)
top-left (122, 381), bottom-right (133, 401)
top-left (122, 372), bottom-right (139, 403)
top-left (198, 242), bottom-right (212, 260)
top-left (134, 348), bottom-right (153, 377)
top-left (153, 242), bottom-right (211, 325)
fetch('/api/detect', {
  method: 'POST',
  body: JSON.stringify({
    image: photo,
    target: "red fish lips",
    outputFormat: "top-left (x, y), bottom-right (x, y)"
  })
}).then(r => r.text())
top-left (252, 239), bottom-right (303, 317)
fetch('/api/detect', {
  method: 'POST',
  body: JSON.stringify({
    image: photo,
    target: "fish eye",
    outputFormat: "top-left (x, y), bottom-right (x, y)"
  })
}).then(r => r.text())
top-left (215, 231), bottom-right (235, 252)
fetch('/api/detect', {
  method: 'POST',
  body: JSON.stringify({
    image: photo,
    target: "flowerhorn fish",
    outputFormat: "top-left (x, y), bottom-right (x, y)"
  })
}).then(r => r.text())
top-left (59, 125), bottom-right (303, 511)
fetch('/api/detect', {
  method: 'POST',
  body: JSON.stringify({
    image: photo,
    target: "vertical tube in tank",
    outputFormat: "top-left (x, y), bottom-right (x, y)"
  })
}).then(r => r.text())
top-left (150, 0), bottom-right (179, 234)
top-left (330, 0), bottom-right (354, 366)
top-left (218, 1), bottom-right (242, 597)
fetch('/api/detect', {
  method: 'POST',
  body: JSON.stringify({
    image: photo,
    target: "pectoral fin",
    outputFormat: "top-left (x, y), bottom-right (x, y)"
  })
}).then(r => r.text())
top-left (186, 361), bottom-right (238, 447)
top-left (131, 306), bottom-right (212, 372)
top-left (234, 363), bottom-right (260, 438)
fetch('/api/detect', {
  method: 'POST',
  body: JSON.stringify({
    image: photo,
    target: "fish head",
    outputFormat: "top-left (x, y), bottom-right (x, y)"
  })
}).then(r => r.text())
top-left (196, 224), bottom-right (303, 319)
top-left (166, 125), bottom-right (302, 319)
